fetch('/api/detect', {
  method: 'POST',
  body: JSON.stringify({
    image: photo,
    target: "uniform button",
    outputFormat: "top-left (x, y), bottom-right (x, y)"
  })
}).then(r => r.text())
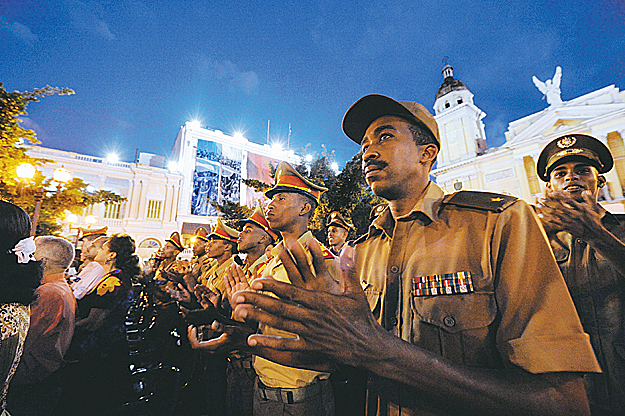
top-left (389, 317), bottom-right (398, 327)
top-left (390, 266), bottom-right (399, 274)
top-left (576, 238), bottom-right (583, 244)
top-left (443, 316), bottom-right (456, 327)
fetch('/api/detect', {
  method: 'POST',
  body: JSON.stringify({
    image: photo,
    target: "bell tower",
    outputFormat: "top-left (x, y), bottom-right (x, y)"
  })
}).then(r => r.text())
top-left (433, 64), bottom-right (487, 167)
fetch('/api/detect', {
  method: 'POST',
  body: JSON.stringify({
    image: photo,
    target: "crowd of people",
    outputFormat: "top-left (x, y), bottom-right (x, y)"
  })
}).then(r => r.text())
top-left (0, 94), bottom-right (623, 416)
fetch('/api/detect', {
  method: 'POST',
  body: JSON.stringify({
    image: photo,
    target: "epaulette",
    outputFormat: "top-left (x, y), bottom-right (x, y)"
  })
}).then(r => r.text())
top-left (353, 234), bottom-right (369, 245)
top-left (442, 191), bottom-right (518, 213)
top-left (319, 243), bottom-right (336, 260)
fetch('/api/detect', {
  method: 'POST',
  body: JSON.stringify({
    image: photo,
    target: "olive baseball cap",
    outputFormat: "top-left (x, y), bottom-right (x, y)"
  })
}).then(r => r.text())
top-left (342, 94), bottom-right (440, 146)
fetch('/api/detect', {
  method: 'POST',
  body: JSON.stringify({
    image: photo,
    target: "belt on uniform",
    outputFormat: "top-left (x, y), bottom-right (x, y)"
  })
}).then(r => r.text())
top-left (256, 378), bottom-right (325, 404)
top-left (228, 357), bottom-right (252, 369)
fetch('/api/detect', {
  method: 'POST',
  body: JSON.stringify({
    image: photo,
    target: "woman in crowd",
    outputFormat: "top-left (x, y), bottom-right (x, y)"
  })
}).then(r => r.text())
top-left (0, 201), bottom-right (42, 415)
top-left (59, 234), bottom-right (140, 415)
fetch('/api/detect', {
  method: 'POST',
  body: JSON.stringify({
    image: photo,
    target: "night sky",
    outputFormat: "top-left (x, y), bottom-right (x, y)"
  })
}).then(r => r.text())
top-left (1, 0), bottom-right (624, 167)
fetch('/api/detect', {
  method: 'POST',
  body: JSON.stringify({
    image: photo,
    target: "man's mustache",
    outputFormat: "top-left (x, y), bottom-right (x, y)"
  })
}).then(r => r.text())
top-left (363, 160), bottom-right (388, 173)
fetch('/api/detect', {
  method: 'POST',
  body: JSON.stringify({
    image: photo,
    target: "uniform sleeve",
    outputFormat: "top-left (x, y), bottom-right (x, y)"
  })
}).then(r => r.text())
top-left (491, 200), bottom-right (601, 374)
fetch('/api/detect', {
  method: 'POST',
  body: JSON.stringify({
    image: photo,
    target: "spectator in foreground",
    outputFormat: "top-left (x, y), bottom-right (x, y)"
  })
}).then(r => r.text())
top-left (59, 234), bottom-right (140, 416)
top-left (0, 201), bottom-right (42, 414)
top-left (7, 236), bottom-right (76, 416)
top-left (69, 236), bottom-right (108, 300)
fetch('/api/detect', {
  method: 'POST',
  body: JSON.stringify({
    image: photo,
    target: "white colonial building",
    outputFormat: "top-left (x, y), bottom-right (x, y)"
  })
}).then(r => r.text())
top-left (28, 123), bottom-right (299, 258)
top-left (431, 65), bottom-right (625, 212)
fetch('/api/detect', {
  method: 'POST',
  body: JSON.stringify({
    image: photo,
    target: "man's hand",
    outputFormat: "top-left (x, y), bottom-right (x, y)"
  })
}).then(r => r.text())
top-left (540, 189), bottom-right (625, 277)
top-left (194, 284), bottom-right (221, 309)
top-left (175, 259), bottom-right (193, 275)
top-left (187, 321), bottom-right (255, 353)
top-left (169, 283), bottom-right (192, 303)
top-left (232, 244), bottom-right (385, 368)
top-left (538, 190), bottom-right (605, 239)
top-left (224, 264), bottom-right (251, 309)
top-left (279, 238), bottom-right (341, 294)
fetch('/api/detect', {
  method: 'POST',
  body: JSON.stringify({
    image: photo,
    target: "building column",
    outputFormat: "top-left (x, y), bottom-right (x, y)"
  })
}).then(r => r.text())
top-left (523, 156), bottom-right (541, 195)
top-left (607, 131), bottom-right (625, 198)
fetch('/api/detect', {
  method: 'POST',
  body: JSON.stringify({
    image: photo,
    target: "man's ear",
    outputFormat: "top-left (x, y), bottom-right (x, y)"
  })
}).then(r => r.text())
top-left (258, 234), bottom-right (269, 245)
top-left (598, 175), bottom-right (607, 188)
top-left (299, 201), bottom-right (313, 217)
top-left (420, 144), bottom-right (439, 166)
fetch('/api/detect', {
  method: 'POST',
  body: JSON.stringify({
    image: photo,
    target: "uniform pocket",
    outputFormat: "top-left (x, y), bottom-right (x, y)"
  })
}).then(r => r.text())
top-left (411, 292), bottom-right (499, 367)
top-left (362, 282), bottom-right (382, 314)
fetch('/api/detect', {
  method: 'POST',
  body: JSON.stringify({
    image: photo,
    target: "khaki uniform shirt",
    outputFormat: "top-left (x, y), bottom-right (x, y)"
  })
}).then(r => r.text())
top-left (549, 210), bottom-right (625, 414)
top-left (254, 231), bottom-right (340, 388)
top-left (243, 253), bottom-right (270, 283)
top-left (200, 256), bottom-right (235, 297)
top-left (192, 253), bottom-right (215, 282)
top-left (357, 182), bottom-right (600, 416)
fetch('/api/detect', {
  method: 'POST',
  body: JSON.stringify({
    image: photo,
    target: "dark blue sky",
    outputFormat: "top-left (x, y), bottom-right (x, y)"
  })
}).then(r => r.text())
top-left (1, 0), bottom-right (624, 167)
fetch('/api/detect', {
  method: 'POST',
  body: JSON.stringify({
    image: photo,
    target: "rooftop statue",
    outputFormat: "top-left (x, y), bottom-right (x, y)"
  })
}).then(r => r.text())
top-left (532, 66), bottom-right (563, 107)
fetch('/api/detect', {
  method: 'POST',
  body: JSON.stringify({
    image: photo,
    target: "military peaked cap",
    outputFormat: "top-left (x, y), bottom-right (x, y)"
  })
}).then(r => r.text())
top-left (537, 134), bottom-right (613, 181)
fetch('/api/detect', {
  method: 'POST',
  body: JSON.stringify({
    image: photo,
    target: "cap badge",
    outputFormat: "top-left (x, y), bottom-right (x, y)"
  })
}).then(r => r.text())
top-left (556, 136), bottom-right (577, 148)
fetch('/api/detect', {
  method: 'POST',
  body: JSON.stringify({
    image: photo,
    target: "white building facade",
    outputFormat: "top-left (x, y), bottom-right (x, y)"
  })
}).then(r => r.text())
top-left (431, 67), bottom-right (625, 212)
top-left (28, 123), bottom-right (299, 258)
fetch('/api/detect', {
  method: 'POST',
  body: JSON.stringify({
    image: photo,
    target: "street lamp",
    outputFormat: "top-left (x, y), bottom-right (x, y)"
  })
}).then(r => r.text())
top-left (16, 163), bottom-right (35, 179)
top-left (16, 164), bottom-right (72, 236)
top-left (53, 167), bottom-right (71, 183)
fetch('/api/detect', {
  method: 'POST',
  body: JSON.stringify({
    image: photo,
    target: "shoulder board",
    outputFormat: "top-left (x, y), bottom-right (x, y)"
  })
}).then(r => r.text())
top-left (319, 243), bottom-right (336, 260)
top-left (442, 191), bottom-right (518, 213)
top-left (353, 234), bottom-right (369, 245)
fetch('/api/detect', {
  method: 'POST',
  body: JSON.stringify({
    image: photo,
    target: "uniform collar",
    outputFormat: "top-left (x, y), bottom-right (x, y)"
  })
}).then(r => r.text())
top-left (368, 182), bottom-right (444, 238)
top-left (270, 230), bottom-right (314, 257)
top-left (246, 253), bottom-right (269, 273)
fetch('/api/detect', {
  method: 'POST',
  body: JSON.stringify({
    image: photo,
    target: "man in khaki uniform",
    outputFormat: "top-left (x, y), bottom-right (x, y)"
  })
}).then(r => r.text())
top-left (152, 231), bottom-right (185, 304)
top-left (536, 134), bottom-right (625, 416)
top-left (237, 204), bottom-right (278, 282)
top-left (181, 226), bottom-right (213, 292)
top-left (233, 94), bottom-right (601, 416)
top-left (252, 162), bottom-right (339, 416)
top-left (198, 218), bottom-right (239, 300)
top-left (326, 211), bottom-right (353, 256)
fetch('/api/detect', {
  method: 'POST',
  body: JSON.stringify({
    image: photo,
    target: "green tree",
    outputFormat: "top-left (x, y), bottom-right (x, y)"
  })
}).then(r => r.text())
top-left (0, 82), bottom-right (125, 235)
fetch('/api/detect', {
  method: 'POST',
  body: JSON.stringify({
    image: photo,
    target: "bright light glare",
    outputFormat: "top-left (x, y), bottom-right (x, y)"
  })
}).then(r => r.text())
top-left (331, 162), bottom-right (340, 172)
top-left (85, 215), bottom-right (96, 224)
top-left (305, 154), bottom-right (313, 162)
top-left (168, 161), bottom-right (178, 171)
top-left (65, 212), bottom-right (78, 223)
top-left (233, 132), bottom-right (245, 141)
top-left (270, 142), bottom-right (283, 153)
top-left (16, 163), bottom-right (35, 179)
top-left (107, 154), bottom-right (119, 164)
top-left (188, 120), bottom-right (201, 130)
top-left (53, 167), bottom-right (71, 183)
